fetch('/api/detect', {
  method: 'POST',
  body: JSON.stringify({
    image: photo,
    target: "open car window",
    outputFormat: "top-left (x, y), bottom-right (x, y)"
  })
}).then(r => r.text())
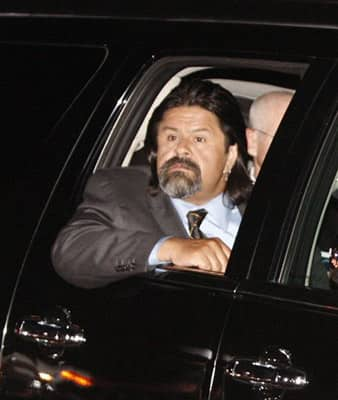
top-left (92, 55), bottom-right (308, 278)
top-left (95, 56), bottom-right (307, 171)
top-left (122, 69), bottom-right (295, 168)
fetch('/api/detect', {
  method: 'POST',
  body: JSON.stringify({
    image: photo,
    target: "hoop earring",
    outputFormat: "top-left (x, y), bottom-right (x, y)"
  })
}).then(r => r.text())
top-left (223, 168), bottom-right (232, 181)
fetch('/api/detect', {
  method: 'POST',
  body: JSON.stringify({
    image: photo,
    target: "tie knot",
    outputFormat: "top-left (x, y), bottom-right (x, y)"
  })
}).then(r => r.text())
top-left (187, 208), bottom-right (208, 239)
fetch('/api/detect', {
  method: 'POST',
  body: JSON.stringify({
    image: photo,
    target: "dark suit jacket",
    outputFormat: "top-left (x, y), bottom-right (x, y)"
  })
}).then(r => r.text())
top-left (52, 166), bottom-right (188, 288)
top-left (52, 166), bottom-right (247, 289)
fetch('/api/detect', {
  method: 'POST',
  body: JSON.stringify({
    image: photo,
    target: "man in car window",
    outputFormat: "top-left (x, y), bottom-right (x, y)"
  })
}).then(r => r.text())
top-left (52, 79), bottom-right (252, 288)
top-left (245, 90), bottom-right (293, 182)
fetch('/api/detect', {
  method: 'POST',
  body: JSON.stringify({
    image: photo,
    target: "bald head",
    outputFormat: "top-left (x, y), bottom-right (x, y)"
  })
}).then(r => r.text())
top-left (248, 91), bottom-right (293, 136)
top-left (246, 90), bottom-right (293, 179)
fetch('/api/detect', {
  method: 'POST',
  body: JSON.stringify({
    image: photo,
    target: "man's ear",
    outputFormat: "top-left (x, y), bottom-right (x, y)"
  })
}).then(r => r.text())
top-left (245, 127), bottom-right (258, 157)
top-left (225, 143), bottom-right (238, 172)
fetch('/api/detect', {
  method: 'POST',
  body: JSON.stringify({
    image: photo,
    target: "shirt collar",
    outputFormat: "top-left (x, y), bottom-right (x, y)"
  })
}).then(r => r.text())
top-left (170, 193), bottom-right (235, 228)
top-left (171, 192), bottom-right (234, 210)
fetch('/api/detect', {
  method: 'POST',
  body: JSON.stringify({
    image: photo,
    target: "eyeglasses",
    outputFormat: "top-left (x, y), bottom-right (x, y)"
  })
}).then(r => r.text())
top-left (253, 128), bottom-right (274, 138)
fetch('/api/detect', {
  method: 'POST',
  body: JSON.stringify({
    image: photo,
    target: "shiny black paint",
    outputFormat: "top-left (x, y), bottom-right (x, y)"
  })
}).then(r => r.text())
top-left (0, 0), bottom-right (337, 26)
top-left (218, 282), bottom-right (338, 399)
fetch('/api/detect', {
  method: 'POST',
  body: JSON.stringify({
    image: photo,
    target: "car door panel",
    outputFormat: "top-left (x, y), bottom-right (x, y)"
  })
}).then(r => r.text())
top-left (2, 260), bottom-right (237, 399)
top-left (216, 283), bottom-right (338, 399)
top-left (216, 63), bottom-right (338, 399)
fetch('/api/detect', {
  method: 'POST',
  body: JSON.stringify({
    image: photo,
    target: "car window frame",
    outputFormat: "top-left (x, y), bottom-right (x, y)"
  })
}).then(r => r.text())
top-left (229, 59), bottom-right (338, 310)
top-left (91, 53), bottom-right (310, 287)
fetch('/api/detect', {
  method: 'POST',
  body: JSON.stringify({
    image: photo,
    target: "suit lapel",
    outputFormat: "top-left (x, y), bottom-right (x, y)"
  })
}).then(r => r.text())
top-left (147, 191), bottom-right (188, 238)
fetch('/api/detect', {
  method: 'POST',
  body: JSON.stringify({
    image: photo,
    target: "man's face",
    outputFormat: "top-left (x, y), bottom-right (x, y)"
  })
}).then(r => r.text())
top-left (255, 130), bottom-right (274, 170)
top-left (246, 94), bottom-right (292, 178)
top-left (156, 105), bottom-right (238, 205)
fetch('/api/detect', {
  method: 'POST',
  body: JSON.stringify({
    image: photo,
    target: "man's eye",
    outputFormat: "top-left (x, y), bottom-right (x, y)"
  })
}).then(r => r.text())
top-left (195, 136), bottom-right (206, 143)
top-left (167, 134), bottom-right (177, 141)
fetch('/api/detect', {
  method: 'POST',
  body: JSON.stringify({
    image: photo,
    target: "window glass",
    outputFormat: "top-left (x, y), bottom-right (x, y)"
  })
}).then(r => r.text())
top-left (309, 171), bottom-right (338, 290)
top-left (4, 43), bottom-right (106, 274)
top-left (1, 43), bottom-right (106, 175)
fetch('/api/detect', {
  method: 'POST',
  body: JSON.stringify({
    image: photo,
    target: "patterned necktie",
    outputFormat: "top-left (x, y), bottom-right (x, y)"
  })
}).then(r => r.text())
top-left (187, 209), bottom-right (208, 239)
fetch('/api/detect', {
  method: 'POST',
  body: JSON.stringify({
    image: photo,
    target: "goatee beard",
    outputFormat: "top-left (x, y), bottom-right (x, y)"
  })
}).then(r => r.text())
top-left (158, 156), bottom-right (202, 199)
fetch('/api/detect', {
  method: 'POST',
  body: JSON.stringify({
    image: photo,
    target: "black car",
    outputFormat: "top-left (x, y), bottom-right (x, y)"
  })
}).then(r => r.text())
top-left (1, 2), bottom-right (338, 399)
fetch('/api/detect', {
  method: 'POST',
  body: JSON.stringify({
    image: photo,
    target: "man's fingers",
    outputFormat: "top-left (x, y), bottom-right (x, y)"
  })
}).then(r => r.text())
top-left (203, 238), bottom-right (230, 272)
top-left (188, 238), bottom-right (230, 272)
top-left (158, 237), bottom-right (231, 274)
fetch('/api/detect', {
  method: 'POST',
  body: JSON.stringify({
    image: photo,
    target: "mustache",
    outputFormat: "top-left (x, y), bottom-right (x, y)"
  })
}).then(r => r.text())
top-left (159, 156), bottom-right (201, 175)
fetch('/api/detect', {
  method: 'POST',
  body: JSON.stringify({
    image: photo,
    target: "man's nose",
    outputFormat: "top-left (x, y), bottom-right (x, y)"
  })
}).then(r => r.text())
top-left (174, 137), bottom-right (191, 156)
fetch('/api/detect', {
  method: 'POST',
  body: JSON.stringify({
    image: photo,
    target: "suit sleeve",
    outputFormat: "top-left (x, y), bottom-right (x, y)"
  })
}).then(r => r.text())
top-left (51, 170), bottom-right (163, 288)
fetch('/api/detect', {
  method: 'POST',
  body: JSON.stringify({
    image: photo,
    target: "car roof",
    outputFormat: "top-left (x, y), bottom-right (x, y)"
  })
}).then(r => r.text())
top-left (0, 0), bottom-right (337, 29)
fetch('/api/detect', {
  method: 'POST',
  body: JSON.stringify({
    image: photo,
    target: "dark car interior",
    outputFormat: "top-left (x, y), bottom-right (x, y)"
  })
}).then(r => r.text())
top-left (96, 59), bottom-right (306, 172)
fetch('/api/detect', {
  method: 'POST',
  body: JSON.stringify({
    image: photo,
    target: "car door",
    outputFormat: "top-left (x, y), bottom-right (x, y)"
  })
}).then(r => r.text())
top-left (0, 50), bottom-right (239, 400)
top-left (2, 221), bottom-right (237, 400)
top-left (0, 48), bottom-right (298, 400)
top-left (212, 60), bottom-right (338, 399)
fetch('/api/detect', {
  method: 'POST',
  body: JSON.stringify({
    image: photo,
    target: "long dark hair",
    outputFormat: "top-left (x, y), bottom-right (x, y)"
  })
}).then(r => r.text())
top-left (145, 78), bottom-right (252, 205)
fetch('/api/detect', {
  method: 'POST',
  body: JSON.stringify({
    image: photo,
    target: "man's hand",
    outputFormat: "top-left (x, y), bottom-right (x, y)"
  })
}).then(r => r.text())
top-left (157, 237), bottom-right (231, 273)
